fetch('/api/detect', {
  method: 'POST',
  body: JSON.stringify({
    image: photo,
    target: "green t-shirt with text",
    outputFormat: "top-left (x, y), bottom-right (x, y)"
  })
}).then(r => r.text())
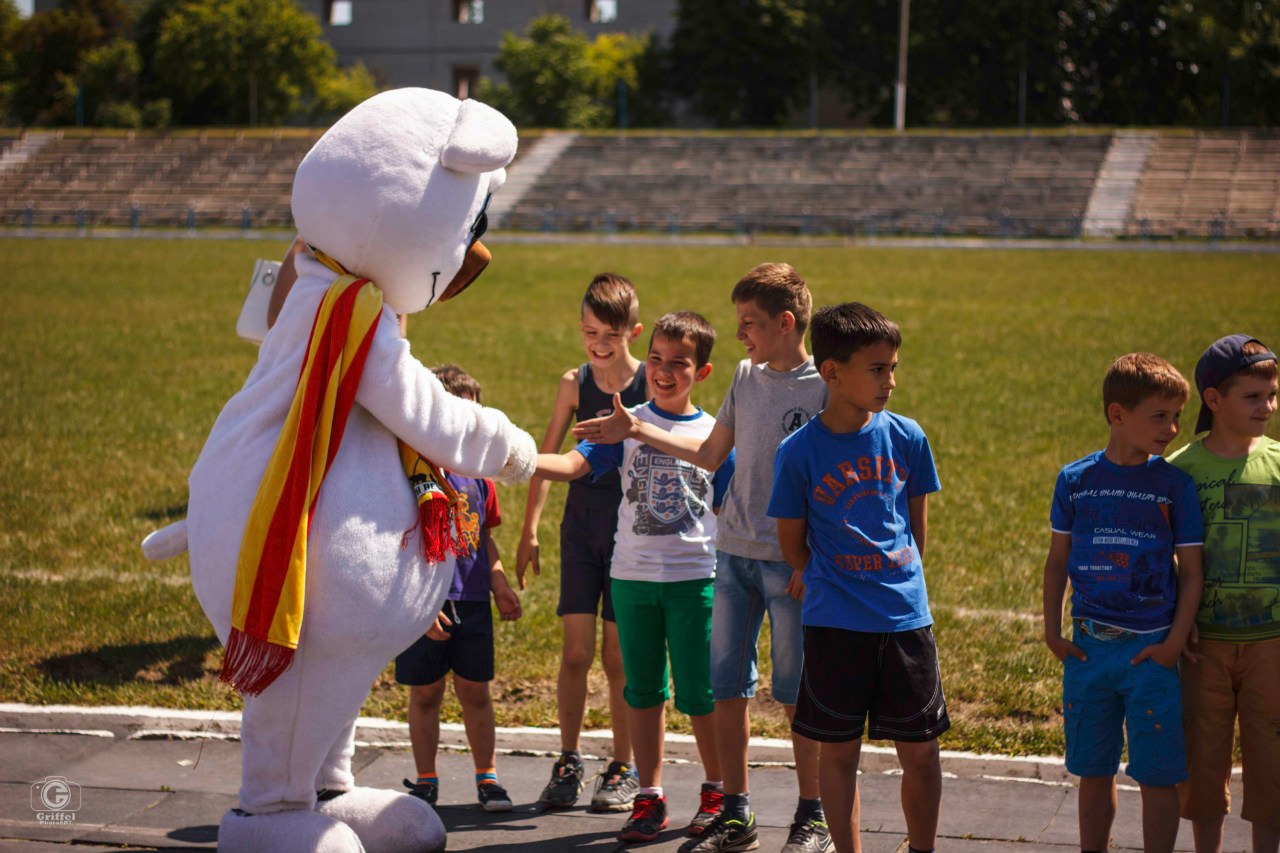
top-left (1168, 436), bottom-right (1280, 641)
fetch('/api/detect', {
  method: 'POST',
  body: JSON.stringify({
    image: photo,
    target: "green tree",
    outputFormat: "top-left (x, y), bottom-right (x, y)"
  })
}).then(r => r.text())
top-left (478, 15), bottom-right (599, 127)
top-left (309, 62), bottom-right (378, 123)
top-left (1166, 0), bottom-right (1280, 125)
top-left (669, 0), bottom-right (809, 127)
top-left (153, 0), bottom-right (335, 125)
top-left (76, 38), bottom-right (142, 125)
top-left (4, 0), bottom-right (129, 125)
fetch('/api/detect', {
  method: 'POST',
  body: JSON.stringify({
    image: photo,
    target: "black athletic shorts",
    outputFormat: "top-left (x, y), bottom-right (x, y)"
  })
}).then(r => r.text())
top-left (792, 624), bottom-right (950, 744)
top-left (394, 600), bottom-right (494, 685)
top-left (557, 500), bottom-right (622, 622)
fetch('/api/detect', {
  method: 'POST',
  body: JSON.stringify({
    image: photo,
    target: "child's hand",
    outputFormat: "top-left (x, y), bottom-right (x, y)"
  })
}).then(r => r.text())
top-left (426, 611), bottom-right (451, 641)
top-left (494, 586), bottom-right (522, 621)
top-left (1131, 639), bottom-right (1180, 668)
top-left (784, 569), bottom-right (806, 600)
top-left (1181, 624), bottom-right (1203, 663)
top-left (572, 393), bottom-right (636, 444)
top-left (1045, 634), bottom-right (1087, 663)
top-left (515, 528), bottom-right (539, 590)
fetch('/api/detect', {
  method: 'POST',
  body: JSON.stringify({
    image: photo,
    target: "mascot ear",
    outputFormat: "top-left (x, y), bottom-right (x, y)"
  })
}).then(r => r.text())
top-left (441, 100), bottom-right (518, 174)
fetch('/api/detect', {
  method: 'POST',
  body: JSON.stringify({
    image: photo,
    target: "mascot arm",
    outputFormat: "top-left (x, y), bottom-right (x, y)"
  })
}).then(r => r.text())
top-left (356, 327), bottom-right (536, 484)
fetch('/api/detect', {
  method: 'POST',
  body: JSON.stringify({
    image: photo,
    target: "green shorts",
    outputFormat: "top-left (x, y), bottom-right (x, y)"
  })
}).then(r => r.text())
top-left (611, 576), bottom-right (714, 717)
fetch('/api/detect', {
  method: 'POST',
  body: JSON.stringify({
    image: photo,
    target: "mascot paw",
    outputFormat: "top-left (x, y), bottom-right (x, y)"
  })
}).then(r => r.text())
top-left (314, 787), bottom-right (445, 853)
top-left (494, 429), bottom-right (537, 486)
top-left (218, 807), bottom-right (365, 853)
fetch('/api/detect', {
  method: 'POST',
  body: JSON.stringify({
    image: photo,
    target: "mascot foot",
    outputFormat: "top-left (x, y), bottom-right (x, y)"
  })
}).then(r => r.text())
top-left (315, 787), bottom-right (446, 853)
top-left (218, 807), bottom-right (365, 853)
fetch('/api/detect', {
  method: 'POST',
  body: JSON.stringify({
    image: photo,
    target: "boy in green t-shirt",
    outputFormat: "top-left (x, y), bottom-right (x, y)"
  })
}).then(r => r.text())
top-left (1168, 334), bottom-right (1280, 853)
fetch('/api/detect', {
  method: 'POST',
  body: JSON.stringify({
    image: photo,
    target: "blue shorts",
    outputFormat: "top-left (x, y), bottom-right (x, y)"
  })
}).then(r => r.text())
top-left (394, 600), bottom-right (494, 685)
top-left (1062, 628), bottom-right (1187, 787)
top-left (557, 500), bottom-right (621, 622)
top-left (710, 551), bottom-right (805, 705)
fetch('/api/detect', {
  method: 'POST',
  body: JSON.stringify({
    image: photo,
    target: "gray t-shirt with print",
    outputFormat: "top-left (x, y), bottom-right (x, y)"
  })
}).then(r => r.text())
top-left (715, 357), bottom-right (827, 561)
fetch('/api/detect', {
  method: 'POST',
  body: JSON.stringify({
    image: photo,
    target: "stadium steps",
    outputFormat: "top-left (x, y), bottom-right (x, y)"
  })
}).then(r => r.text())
top-left (489, 132), bottom-right (579, 228)
top-left (0, 131), bottom-right (59, 175)
top-left (1082, 131), bottom-right (1156, 237)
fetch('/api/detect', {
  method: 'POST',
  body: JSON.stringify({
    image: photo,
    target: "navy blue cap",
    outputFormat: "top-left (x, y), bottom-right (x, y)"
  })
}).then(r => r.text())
top-left (1193, 334), bottom-right (1277, 434)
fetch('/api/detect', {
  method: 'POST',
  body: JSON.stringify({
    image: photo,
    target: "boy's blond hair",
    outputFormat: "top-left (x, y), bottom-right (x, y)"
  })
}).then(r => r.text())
top-left (730, 262), bottom-right (812, 333)
top-left (432, 363), bottom-right (482, 403)
top-left (582, 273), bottom-right (640, 329)
top-left (651, 311), bottom-right (716, 368)
top-left (1102, 353), bottom-right (1189, 422)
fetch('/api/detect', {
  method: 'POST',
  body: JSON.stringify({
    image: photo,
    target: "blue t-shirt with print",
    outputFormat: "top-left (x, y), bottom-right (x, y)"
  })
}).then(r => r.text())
top-left (1050, 451), bottom-right (1204, 632)
top-left (767, 411), bottom-right (941, 633)
top-left (445, 472), bottom-right (501, 602)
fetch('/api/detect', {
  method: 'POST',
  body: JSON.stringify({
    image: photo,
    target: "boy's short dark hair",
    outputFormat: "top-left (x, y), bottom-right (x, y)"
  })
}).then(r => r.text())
top-left (810, 302), bottom-right (901, 368)
top-left (582, 273), bottom-right (639, 329)
top-left (651, 311), bottom-right (716, 368)
top-left (731, 262), bottom-right (812, 333)
top-left (1101, 353), bottom-right (1189, 422)
top-left (1216, 339), bottom-right (1278, 394)
top-left (432, 363), bottom-right (482, 403)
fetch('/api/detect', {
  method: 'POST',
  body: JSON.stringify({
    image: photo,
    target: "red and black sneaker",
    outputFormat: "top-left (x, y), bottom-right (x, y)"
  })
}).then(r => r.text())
top-left (687, 783), bottom-right (724, 836)
top-left (619, 792), bottom-right (669, 842)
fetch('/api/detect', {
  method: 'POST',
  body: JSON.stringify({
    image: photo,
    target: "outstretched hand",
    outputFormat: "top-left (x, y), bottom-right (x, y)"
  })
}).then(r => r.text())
top-left (572, 393), bottom-right (635, 444)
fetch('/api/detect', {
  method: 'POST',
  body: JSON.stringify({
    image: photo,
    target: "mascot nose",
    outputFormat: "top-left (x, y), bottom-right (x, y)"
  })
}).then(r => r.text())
top-left (438, 239), bottom-right (490, 303)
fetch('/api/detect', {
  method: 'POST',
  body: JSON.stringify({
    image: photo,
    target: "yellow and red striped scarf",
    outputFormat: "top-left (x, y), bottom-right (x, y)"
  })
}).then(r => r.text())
top-left (220, 274), bottom-right (464, 696)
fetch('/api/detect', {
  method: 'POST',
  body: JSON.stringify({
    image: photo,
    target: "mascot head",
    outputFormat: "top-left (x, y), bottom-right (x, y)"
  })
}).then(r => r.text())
top-left (291, 88), bottom-right (517, 316)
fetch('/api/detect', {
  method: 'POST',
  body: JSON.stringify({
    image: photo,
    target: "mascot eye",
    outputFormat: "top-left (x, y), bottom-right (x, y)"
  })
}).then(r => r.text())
top-left (468, 193), bottom-right (491, 248)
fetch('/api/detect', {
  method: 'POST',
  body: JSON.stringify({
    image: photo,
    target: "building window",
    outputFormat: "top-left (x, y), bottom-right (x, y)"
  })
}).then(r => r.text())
top-left (453, 66), bottom-right (480, 100)
top-left (327, 0), bottom-right (352, 25)
top-left (454, 0), bottom-right (483, 23)
top-left (587, 0), bottom-right (617, 22)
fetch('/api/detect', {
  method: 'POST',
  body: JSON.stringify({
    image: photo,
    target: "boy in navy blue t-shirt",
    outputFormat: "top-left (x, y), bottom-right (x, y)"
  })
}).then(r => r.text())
top-left (396, 365), bottom-right (523, 813)
top-left (1042, 352), bottom-right (1204, 853)
top-left (768, 303), bottom-right (947, 853)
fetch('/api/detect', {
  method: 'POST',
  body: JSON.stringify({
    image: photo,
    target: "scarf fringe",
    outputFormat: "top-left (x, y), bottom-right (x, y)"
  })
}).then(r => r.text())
top-left (402, 496), bottom-right (467, 564)
top-left (220, 627), bottom-right (296, 696)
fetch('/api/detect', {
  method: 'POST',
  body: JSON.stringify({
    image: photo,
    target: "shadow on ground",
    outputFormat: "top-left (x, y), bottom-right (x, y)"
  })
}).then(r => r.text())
top-left (39, 635), bottom-right (220, 685)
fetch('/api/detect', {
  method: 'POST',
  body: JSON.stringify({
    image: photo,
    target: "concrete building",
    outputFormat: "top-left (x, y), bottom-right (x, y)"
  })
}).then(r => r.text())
top-left (300, 0), bottom-right (677, 96)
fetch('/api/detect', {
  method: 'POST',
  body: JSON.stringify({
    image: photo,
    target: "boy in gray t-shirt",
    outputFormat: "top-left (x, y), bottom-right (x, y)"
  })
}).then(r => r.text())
top-left (575, 263), bottom-right (832, 853)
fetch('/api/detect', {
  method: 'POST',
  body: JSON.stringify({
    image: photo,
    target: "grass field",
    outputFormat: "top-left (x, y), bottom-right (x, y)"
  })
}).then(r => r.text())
top-left (2, 237), bottom-right (1277, 757)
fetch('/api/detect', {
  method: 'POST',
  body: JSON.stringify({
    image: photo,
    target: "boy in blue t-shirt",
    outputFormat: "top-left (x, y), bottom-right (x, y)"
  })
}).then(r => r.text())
top-left (768, 303), bottom-right (947, 853)
top-left (395, 365), bottom-right (522, 812)
top-left (1042, 352), bottom-right (1205, 853)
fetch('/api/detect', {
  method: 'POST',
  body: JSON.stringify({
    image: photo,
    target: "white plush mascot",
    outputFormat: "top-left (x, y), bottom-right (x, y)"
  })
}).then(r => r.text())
top-left (143, 88), bottom-right (536, 853)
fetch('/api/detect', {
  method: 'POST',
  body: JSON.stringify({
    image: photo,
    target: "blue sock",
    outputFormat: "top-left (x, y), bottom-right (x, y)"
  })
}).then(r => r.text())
top-left (724, 792), bottom-right (751, 821)
top-left (797, 796), bottom-right (824, 821)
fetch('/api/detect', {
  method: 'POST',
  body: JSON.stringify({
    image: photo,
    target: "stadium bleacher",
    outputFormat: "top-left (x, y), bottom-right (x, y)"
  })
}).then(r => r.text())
top-left (1128, 132), bottom-right (1280, 239)
top-left (1, 128), bottom-right (1276, 239)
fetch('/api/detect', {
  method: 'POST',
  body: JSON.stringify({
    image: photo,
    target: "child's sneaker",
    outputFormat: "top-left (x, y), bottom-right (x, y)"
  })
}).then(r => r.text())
top-left (538, 754), bottom-right (586, 808)
top-left (678, 812), bottom-right (759, 853)
top-left (477, 781), bottom-right (513, 812)
top-left (589, 761), bottom-right (639, 812)
top-left (686, 782), bottom-right (724, 835)
top-left (401, 777), bottom-right (438, 806)
top-left (781, 815), bottom-right (833, 853)
top-left (619, 793), bottom-right (669, 842)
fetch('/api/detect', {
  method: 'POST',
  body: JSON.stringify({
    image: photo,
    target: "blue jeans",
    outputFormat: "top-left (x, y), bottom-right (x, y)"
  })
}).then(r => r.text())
top-left (710, 551), bottom-right (805, 705)
top-left (1062, 627), bottom-right (1187, 787)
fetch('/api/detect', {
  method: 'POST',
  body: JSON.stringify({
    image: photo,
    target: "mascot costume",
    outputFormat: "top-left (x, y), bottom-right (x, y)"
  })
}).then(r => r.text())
top-left (143, 88), bottom-right (537, 853)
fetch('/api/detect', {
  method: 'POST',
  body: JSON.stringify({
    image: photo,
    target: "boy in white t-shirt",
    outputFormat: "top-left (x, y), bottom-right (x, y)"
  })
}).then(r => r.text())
top-left (534, 312), bottom-right (735, 845)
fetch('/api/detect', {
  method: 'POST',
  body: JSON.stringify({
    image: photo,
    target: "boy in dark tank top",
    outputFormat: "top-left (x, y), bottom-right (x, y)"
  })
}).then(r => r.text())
top-left (516, 273), bottom-right (648, 812)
